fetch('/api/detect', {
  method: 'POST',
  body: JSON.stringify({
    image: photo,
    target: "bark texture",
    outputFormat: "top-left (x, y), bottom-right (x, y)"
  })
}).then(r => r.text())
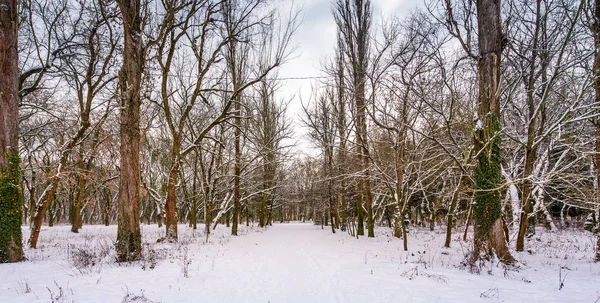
top-left (115, 0), bottom-right (143, 262)
top-left (472, 0), bottom-right (514, 265)
top-left (0, 0), bottom-right (24, 263)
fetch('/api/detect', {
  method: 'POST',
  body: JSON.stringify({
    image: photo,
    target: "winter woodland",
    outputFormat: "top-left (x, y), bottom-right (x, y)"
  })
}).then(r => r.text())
top-left (1, 0), bottom-right (600, 302)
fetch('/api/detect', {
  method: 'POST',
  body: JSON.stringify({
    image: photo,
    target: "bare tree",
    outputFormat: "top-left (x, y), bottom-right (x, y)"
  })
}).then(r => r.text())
top-left (333, 0), bottom-right (375, 237)
top-left (152, 0), bottom-right (205, 242)
top-left (148, 0), bottom-right (296, 241)
top-left (507, 0), bottom-right (587, 252)
top-left (28, 0), bottom-right (117, 248)
top-left (302, 88), bottom-right (338, 233)
top-left (223, 0), bottom-right (251, 236)
top-left (248, 74), bottom-right (293, 227)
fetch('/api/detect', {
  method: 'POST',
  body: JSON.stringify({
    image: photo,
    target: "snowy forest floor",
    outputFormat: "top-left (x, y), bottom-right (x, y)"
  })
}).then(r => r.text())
top-left (0, 222), bottom-right (599, 302)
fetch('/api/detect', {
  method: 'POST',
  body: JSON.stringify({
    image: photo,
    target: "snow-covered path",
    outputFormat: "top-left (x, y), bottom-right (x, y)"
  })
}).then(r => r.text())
top-left (201, 223), bottom-right (404, 302)
top-left (1, 222), bottom-right (599, 302)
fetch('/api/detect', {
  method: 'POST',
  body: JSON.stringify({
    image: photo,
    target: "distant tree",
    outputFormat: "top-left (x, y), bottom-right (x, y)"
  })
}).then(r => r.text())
top-left (302, 89), bottom-right (338, 233)
top-left (249, 76), bottom-right (292, 227)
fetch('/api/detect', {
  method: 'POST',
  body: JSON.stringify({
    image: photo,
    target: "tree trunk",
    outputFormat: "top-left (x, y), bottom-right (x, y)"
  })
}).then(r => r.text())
top-left (30, 171), bottom-right (65, 247)
top-left (115, 0), bottom-right (143, 262)
top-left (71, 146), bottom-right (86, 233)
top-left (516, 147), bottom-right (536, 251)
top-left (444, 175), bottom-right (464, 248)
top-left (232, 94), bottom-right (241, 236)
top-left (164, 145), bottom-right (180, 242)
top-left (516, 0), bottom-right (544, 251)
top-left (596, 126), bottom-right (600, 261)
top-left (429, 199), bottom-right (435, 232)
top-left (364, 171), bottom-right (374, 237)
top-left (463, 204), bottom-right (472, 241)
top-left (103, 190), bottom-right (110, 226)
top-left (28, 167), bottom-right (36, 227)
top-left (191, 155), bottom-right (198, 230)
top-left (205, 195), bottom-right (211, 241)
top-left (393, 133), bottom-right (405, 242)
top-left (471, 0), bottom-right (514, 265)
top-left (356, 64), bottom-right (374, 237)
top-left (0, 0), bottom-right (23, 261)
top-left (335, 38), bottom-right (348, 233)
top-left (593, 0), bottom-right (600, 262)
top-left (356, 182), bottom-right (364, 236)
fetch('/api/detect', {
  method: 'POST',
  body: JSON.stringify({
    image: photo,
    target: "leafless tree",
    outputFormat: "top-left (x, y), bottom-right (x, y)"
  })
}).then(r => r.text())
top-left (333, 0), bottom-right (375, 237)
top-left (28, 0), bottom-right (118, 248)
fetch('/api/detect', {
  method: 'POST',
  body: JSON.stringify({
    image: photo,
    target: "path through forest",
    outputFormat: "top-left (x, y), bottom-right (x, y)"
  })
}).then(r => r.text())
top-left (203, 222), bottom-right (404, 302)
top-left (1, 222), bottom-right (599, 302)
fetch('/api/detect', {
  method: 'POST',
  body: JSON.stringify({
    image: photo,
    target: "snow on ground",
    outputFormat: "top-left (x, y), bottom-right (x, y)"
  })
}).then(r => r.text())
top-left (0, 222), bottom-right (599, 302)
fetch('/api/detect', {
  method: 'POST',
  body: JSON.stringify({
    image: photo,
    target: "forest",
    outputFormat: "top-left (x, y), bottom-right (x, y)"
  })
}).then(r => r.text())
top-left (0, 0), bottom-right (600, 301)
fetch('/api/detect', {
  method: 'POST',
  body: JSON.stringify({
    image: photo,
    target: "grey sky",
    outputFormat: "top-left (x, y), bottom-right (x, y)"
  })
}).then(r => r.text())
top-left (275, 0), bottom-right (421, 158)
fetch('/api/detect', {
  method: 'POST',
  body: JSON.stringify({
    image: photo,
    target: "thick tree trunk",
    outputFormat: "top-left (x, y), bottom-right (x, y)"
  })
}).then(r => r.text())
top-left (115, 0), bottom-right (143, 262)
top-left (0, 0), bottom-right (24, 263)
top-left (471, 0), bottom-right (514, 265)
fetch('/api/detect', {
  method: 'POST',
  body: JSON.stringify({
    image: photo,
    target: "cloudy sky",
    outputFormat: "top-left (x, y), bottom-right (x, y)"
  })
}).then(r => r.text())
top-left (274, 0), bottom-right (421, 158)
